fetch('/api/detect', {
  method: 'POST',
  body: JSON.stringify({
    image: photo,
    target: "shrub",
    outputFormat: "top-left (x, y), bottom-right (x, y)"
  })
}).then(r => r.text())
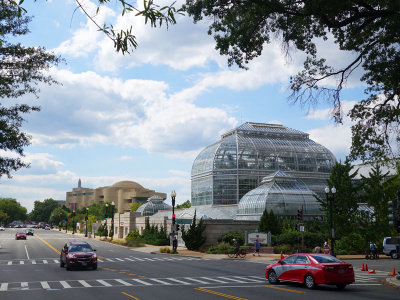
top-left (182, 210), bottom-right (206, 250)
top-left (273, 244), bottom-right (294, 254)
top-left (335, 233), bottom-right (366, 254)
top-left (125, 230), bottom-right (140, 240)
top-left (125, 238), bottom-right (145, 247)
top-left (217, 231), bottom-right (245, 246)
top-left (205, 242), bottom-right (231, 254)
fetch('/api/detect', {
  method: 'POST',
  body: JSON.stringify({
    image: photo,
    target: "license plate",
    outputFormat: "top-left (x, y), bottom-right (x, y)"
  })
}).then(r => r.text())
top-left (338, 269), bottom-right (344, 274)
top-left (81, 262), bottom-right (87, 266)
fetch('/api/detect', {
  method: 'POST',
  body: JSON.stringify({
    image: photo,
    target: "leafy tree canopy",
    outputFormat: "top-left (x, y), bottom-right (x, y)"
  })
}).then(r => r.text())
top-left (176, 200), bottom-right (191, 209)
top-left (0, 2), bottom-right (61, 178)
top-left (29, 198), bottom-right (59, 223)
top-left (130, 202), bottom-right (143, 212)
top-left (184, 0), bottom-right (400, 162)
top-left (0, 197), bottom-right (27, 222)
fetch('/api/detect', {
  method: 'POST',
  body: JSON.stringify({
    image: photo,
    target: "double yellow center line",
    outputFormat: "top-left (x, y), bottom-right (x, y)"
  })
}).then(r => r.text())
top-left (34, 234), bottom-right (61, 255)
top-left (195, 288), bottom-right (248, 300)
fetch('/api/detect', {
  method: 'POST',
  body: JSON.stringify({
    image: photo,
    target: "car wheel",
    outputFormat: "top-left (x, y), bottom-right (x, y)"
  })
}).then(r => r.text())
top-left (60, 258), bottom-right (65, 268)
top-left (66, 262), bottom-right (71, 271)
top-left (336, 284), bottom-right (347, 290)
top-left (304, 274), bottom-right (316, 289)
top-left (391, 252), bottom-right (398, 259)
top-left (92, 264), bottom-right (97, 270)
top-left (267, 270), bottom-right (279, 284)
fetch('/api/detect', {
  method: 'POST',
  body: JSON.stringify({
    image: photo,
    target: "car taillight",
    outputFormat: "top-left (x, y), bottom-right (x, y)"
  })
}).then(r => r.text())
top-left (348, 266), bottom-right (353, 270)
top-left (324, 266), bottom-right (335, 271)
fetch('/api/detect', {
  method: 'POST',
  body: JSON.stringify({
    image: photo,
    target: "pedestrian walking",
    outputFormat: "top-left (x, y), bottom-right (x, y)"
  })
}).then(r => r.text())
top-left (172, 236), bottom-right (178, 252)
top-left (253, 238), bottom-right (261, 256)
top-left (323, 241), bottom-right (330, 254)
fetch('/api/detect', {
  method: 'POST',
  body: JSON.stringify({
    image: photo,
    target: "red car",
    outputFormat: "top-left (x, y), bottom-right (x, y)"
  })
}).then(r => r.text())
top-left (60, 242), bottom-right (97, 270)
top-left (15, 232), bottom-right (27, 240)
top-left (265, 253), bottom-right (354, 289)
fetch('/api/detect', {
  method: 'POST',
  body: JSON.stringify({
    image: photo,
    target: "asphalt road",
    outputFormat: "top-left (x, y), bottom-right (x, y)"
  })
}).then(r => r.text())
top-left (0, 228), bottom-right (399, 300)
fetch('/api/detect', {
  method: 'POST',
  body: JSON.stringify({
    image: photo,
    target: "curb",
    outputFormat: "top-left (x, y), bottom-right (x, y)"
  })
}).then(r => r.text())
top-left (385, 277), bottom-right (400, 289)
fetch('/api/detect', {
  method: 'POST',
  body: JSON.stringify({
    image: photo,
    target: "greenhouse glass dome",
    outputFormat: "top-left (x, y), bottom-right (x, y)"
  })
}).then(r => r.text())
top-left (191, 122), bottom-right (336, 208)
top-left (236, 171), bottom-right (322, 220)
top-left (136, 195), bottom-right (172, 216)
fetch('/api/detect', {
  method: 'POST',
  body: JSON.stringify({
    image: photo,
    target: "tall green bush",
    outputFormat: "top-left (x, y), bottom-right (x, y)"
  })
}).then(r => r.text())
top-left (217, 231), bottom-right (245, 246)
top-left (182, 210), bottom-right (206, 250)
top-left (140, 218), bottom-right (169, 245)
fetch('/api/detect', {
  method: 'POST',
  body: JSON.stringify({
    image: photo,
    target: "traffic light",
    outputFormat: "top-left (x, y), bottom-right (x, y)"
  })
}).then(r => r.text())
top-left (388, 197), bottom-right (398, 227)
top-left (297, 209), bottom-right (303, 221)
top-left (172, 214), bottom-right (176, 225)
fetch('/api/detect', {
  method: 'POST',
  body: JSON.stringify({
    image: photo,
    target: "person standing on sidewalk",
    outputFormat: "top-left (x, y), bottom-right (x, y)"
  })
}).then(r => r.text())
top-left (253, 238), bottom-right (261, 256)
top-left (323, 241), bottom-right (330, 254)
top-left (172, 236), bottom-right (178, 252)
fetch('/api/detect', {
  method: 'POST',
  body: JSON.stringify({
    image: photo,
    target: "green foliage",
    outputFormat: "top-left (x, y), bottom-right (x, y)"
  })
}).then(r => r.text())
top-left (335, 233), bottom-right (367, 255)
top-left (96, 224), bottom-right (107, 237)
top-left (130, 202), bottom-right (143, 212)
top-left (181, 210), bottom-right (206, 250)
top-left (217, 231), bottom-right (245, 246)
top-left (273, 244), bottom-right (294, 255)
top-left (205, 242), bottom-right (231, 254)
top-left (258, 209), bottom-right (281, 234)
top-left (48, 206), bottom-right (69, 225)
top-left (176, 200), bottom-right (191, 209)
top-left (184, 0), bottom-right (400, 162)
top-left (30, 199), bottom-right (59, 223)
top-left (125, 230), bottom-right (140, 240)
top-left (0, 4), bottom-right (61, 178)
top-left (317, 161), bottom-right (361, 238)
top-left (140, 218), bottom-right (169, 246)
top-left (0, 198), bottom-right (27, 223)
top-left (272, 231), bottom-right (325, 250)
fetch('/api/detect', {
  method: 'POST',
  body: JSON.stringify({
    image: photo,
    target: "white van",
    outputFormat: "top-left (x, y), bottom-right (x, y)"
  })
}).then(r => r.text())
top-left (383, 236), bottom-right (400, 259)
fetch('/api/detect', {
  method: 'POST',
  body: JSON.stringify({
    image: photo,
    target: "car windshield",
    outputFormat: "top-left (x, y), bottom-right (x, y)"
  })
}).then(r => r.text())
top-left (18, 232), bottom-right (25, 235)
top-left (311, 255), bottom-right (342, 263)
top-left (69, 244), bottom-right (93, 252)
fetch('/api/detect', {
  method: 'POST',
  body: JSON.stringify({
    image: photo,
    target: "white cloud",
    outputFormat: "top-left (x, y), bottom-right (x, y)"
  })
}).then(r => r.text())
top-left (119, 156), bottom-right (133, 161)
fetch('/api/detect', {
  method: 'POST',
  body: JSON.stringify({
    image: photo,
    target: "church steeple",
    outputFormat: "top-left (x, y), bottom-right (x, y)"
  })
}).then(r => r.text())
top-left (78, 178), bottom-right (81, 188)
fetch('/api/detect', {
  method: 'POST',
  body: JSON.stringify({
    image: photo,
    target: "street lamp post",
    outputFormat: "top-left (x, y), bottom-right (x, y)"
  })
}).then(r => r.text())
top-left (105, 203), bottom-right (108, 241)
top-left (85, 207), bottom-right (89, 237)
top-left (325, 186), bottom-right (337, 256)
top-left (110, 201), bottom-right (115, 241)
top-left (171, 190), bottom-right (177, 245)
top-left (72, 210), bottom-right (76, 234)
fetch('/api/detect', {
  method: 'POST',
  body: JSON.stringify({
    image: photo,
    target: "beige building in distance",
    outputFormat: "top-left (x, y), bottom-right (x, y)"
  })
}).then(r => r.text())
top-left (66, 179), bottom-right (166, 212)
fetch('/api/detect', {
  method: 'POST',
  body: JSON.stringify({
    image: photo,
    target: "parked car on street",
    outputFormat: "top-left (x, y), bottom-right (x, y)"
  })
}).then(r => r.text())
top-left (0, 226), bottom-right (5, 231)
top-left (60, 242), bottom-right (97, 270)
top-left (44, 226), bottom-right (51, 230)
top-left (383, 236), bottom-right (400, 259)
top-left (265, 253), bottom-right (354, 290)
top-left (15, 232), bottom-right (27, 240)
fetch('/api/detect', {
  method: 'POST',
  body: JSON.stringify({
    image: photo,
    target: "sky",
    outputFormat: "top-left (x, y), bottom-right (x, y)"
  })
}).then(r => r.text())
top-left (0, 0), bottom-right (367, 213)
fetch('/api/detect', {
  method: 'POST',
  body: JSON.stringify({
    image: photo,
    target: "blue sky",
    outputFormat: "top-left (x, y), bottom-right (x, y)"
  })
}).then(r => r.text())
top-left (0, 0), bottom-right (365, 212)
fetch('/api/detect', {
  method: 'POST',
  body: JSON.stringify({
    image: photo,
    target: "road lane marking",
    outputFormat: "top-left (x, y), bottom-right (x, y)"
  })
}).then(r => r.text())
top-left (265, 286), bottom-right (306, 294)
top-left (131, 279), bottom-right (152, 285)
top-left (40, 281), bottom-right (50, 289)
top-left (149, 278), bottom-right (172, 285)
top-left (43, 260), bottom-right (48, 264)
top-left (53, 259), bottom-right (59, 263)
top-left (32, 260), bottom-right (36, 264)
top-left (97, 280), bottom-right (112, 287)
top-left (184, 277), bottom-right (209, 284)
top-left (60, 281), bottom-right (71, 289)
top-left (121, 292), bottom-right (140, 300)
top-left (24, 242), bottom-right (30, 260)
top-left (34, 234), bottom-right (61, 255)
top-left (195, 288), bottom-right (248, 300)
top-left (21, 282), bottom-right (28, 290)
top-left (167, 278), bottom-right (191, 285)
top-left (19, 261), bottom-right (24, 264)
top-left (114, 279), bottom-right (132, 286)
top-left (218, 277), bottom-right (249, 283)
top-left (7, 261), bottom-right (11, 265)
top-left (199, 277), bottom-right (228, 283)
top-left (78, 280), bottom-right (91, 287)
top-left (0, 283), bottom-right (8, 291)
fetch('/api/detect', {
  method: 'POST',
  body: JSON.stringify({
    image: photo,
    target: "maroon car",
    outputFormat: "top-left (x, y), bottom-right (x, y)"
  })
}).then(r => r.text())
top-left (15, 232), bottom-right (26, 240)
top-left (60, 241), bottom-right (97, 270)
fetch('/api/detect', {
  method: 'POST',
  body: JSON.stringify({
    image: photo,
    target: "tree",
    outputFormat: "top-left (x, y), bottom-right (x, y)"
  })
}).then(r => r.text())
top-left (0, 198), bottom-right (27, 223)
top-left (181, 210), bottom-right (206, 250)
top-left (318, 161), bottom-right (360, 238)
top-left (130, 202), bottom-right (143, 212)
top-left (30, 198), bottom-right (59, 223)
top-left (0, 3), bottom-right (61, 178)
top-left (184, 0), bottom-right (400, 162)
top-left (48, 206), bottom-right (69, 225)
top-left (258, 209), bottom-right (281, 235)
top-left (176, 200), bottom-right (191, 209)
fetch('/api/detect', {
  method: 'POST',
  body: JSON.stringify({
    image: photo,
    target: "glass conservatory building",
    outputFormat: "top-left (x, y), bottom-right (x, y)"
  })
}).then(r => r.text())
top-left (236, 171), bottom-right (322, 220)
top-left (136, 195), bottom-right (172, 216)
top-left (191, 122), bottom-right (336, 207)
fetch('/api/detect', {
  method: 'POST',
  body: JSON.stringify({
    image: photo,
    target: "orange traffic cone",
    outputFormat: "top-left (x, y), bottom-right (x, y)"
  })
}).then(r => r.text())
top-left (361, 264), bottom-right (365, 271)
top-left (392, 267), bottom-right (396, 276)
top-left (365, 264), bottom-right (368, 271)
top-left (280, 251), bottom-right (284, 261)
top-left (368, 269), bottom-right (375, 274)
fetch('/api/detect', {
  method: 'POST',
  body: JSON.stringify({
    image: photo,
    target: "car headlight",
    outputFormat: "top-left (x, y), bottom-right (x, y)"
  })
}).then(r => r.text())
top-left (92, 253), bottom-right (97, 258)
top-left (68, 254), bottom-right (77, 258)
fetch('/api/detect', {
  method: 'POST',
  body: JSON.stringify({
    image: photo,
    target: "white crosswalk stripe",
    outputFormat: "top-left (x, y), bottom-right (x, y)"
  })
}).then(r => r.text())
top-left (0, 276), bottom-right (266, 292)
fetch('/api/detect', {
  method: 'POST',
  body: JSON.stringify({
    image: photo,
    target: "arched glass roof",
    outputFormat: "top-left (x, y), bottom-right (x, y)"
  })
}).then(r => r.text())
top-left (191, 122), bottom-right (336, 206)
top-left (237, 171), bottom-right (321, 218)
top-left (136, 195), bottom-right (172, 216)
